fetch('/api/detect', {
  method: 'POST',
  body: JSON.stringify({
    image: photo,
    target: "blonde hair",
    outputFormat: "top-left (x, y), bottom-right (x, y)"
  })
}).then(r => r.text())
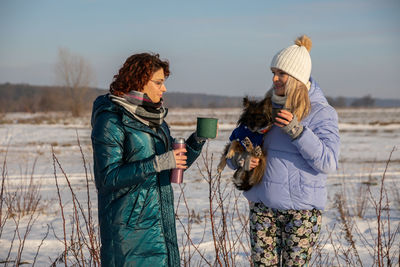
top-left (284, 75), bottom-right (310, 121)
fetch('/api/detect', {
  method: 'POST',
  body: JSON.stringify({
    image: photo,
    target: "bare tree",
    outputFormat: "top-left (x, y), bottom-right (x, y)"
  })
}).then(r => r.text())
top-left (55, 47), bottom-right (95, 117)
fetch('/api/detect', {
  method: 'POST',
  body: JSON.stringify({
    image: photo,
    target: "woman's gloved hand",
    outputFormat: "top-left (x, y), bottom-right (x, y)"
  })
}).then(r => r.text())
top-left (274, 109), bottom-right (304, 140)
top-left (153, 147), bottom-right (187, 172)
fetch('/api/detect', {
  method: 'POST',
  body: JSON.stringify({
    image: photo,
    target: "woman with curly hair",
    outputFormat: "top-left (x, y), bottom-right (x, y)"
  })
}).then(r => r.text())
top-left (228, 35), bottom-right (340, 266)
top-left (91, 53), bottom-right (206, 267)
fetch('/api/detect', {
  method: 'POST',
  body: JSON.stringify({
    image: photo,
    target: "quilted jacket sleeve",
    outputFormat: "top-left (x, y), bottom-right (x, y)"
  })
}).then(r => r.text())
top-left (292, 105), bottom-right (340, 174)
top-left (91, 112), bottom-right (156, 193)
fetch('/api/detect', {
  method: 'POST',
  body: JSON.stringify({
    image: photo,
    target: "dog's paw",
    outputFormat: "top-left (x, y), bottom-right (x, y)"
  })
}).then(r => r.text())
top-left (254, 146), bottom-right (262, 157)
top-left (242, 137), bottom-right (253, 152)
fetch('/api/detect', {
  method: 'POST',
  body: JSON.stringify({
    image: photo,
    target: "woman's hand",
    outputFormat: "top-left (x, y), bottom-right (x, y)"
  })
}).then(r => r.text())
top-left (249, 157), bottom-right (260, 170)
top-left (274, 109), bottom-right (293, 128)
top-left (274, 109), bottom-right (304, 140)
top-left (173, 148), bottom-right (187, 169)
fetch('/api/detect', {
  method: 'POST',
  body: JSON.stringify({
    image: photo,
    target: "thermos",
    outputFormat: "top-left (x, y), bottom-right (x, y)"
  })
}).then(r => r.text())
top-left (170, 138), bottom-right (186, 183)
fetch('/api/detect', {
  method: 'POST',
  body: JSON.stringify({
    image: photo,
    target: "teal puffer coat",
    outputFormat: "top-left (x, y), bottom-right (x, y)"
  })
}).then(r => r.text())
top-left (91, 94), bottom-right (204, 267)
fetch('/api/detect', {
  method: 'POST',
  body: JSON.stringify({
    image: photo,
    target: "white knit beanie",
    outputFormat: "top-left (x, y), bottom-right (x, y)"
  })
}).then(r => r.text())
top-left (270, 35), bottom-right (312, 87)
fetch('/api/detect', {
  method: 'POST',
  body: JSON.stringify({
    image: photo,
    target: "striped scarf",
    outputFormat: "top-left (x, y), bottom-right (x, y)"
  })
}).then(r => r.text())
top-left (110, 91), bottom-right (168, 127)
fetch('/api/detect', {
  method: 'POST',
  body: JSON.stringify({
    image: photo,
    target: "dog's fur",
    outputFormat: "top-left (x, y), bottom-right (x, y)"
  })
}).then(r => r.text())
top-left (217, 96), bottom-right (273, 191)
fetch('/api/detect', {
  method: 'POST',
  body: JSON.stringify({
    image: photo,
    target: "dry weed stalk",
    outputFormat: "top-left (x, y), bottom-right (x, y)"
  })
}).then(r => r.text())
top-left (52, 146), bottom-right (68, 267)
top-left (367, 146), bottom-right (399, 267)
top-left (334, 191), bottom-right (364, 266)
top-left (0, 148), bottom-right (10, 239)
top-left (5, 157), bottom-right (43, 217)
top-left (51, 132), bottom-right (100, 266)
top-left (176, 183), bottom-right (210, 266)
top-left (0, 149), bottom-right (48, 266)
top-left (311, 224), bottom-right (338, 266)
top-left (12, 210), bottom-right (39, 266)
top-left (32, 224), bottom-right (50, 267)
top-left (175, 142), bottom-right (251, 266)
top-left (327, 146), bottom-right (400, 267)
top-left (353, 174), bottom-right (371, 218)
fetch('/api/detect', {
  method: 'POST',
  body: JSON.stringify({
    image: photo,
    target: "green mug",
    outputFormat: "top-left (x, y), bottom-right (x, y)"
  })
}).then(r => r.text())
top-left (196, 117), bottom-right (218, 139)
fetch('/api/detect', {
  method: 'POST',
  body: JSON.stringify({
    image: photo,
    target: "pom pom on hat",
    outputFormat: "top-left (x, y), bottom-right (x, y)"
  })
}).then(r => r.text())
top-left (270, 35), bottom-right (312, 86)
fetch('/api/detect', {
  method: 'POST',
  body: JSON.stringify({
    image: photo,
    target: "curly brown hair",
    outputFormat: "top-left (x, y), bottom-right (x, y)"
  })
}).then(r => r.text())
top-left (110, 53), bottom-right (170, 96)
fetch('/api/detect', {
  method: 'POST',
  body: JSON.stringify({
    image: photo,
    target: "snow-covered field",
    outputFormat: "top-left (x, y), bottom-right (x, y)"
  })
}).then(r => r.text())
top-left (1, 108), bottom-right (399, 266)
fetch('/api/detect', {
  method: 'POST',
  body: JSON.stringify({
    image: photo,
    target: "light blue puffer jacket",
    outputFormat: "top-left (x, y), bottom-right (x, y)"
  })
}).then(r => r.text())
top-left (243, 77), bottom-right (340, 210)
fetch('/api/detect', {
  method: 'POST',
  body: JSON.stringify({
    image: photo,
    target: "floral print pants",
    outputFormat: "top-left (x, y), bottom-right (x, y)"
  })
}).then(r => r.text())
top-left (249, 202), bottom-right (322, 267)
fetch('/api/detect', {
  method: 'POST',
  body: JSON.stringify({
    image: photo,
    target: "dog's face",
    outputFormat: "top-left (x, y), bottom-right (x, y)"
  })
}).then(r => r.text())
top-left (238, 97), bottom-right (273, 132)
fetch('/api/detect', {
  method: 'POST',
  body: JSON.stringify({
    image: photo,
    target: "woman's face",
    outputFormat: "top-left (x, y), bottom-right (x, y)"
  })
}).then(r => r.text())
top-left (142, 68), bottom-right (167, 103)
top-left (271, 68), bottom-right (288, 96)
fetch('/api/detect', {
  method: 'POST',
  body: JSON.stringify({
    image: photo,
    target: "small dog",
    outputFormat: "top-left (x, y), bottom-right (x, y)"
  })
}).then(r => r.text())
top-left (217, 96), bottom-right (273, 191)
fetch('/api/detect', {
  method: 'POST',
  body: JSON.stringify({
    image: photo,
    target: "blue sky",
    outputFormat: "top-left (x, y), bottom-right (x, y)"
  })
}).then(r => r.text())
top-left (1, 0), bottom-right (399, 98)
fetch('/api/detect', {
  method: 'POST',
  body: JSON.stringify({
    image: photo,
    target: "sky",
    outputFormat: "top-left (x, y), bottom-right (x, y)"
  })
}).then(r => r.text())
top-left (1, 0), bottom-right (399, 99)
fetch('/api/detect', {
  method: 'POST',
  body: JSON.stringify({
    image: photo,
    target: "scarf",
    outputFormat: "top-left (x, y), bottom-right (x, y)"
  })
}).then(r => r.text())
top-left (110, 91), bottom-right (168, 127)
top-left (266, 87), bottom-right (287, 106)
top-left (271, 91), bottom-right (287, 106)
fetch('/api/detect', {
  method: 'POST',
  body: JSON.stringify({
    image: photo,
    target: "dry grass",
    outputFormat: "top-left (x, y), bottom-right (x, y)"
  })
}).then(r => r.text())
top-left (0, 148), bottom-right (50, 266)
top-left (0, 142), bottom-right (399, 266)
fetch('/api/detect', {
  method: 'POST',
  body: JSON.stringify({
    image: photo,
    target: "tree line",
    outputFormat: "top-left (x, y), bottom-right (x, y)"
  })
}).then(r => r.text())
top-left (0, 82), bottom-right (389, 114)
top-left (326, 95), bottom-right (376, 108)
top-left (0, 83), bottom-right (103, 113)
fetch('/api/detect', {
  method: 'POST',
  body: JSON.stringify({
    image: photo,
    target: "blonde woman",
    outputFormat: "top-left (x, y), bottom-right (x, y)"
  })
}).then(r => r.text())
top-left (229, 35), bottom-right (340, 266)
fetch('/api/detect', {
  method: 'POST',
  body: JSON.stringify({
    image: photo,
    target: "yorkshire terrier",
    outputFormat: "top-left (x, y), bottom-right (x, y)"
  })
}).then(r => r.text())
top-left (217, 96), bottom-right (274, 191)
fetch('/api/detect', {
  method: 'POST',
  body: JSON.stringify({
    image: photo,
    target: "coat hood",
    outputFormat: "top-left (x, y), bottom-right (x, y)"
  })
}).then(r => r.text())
top-left (308, 77), bottom-right (328, 105)
top-left (91, 94), bottom-right (120, 128)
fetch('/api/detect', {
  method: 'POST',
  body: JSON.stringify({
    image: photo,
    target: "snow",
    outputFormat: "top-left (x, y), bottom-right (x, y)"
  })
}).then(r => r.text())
top-left (0, 108), bottom-right (399, 266)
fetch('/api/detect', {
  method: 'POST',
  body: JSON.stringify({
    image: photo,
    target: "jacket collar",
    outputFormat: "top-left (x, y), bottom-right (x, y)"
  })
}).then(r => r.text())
top-left (121, 111), bottom-right (170, 148)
